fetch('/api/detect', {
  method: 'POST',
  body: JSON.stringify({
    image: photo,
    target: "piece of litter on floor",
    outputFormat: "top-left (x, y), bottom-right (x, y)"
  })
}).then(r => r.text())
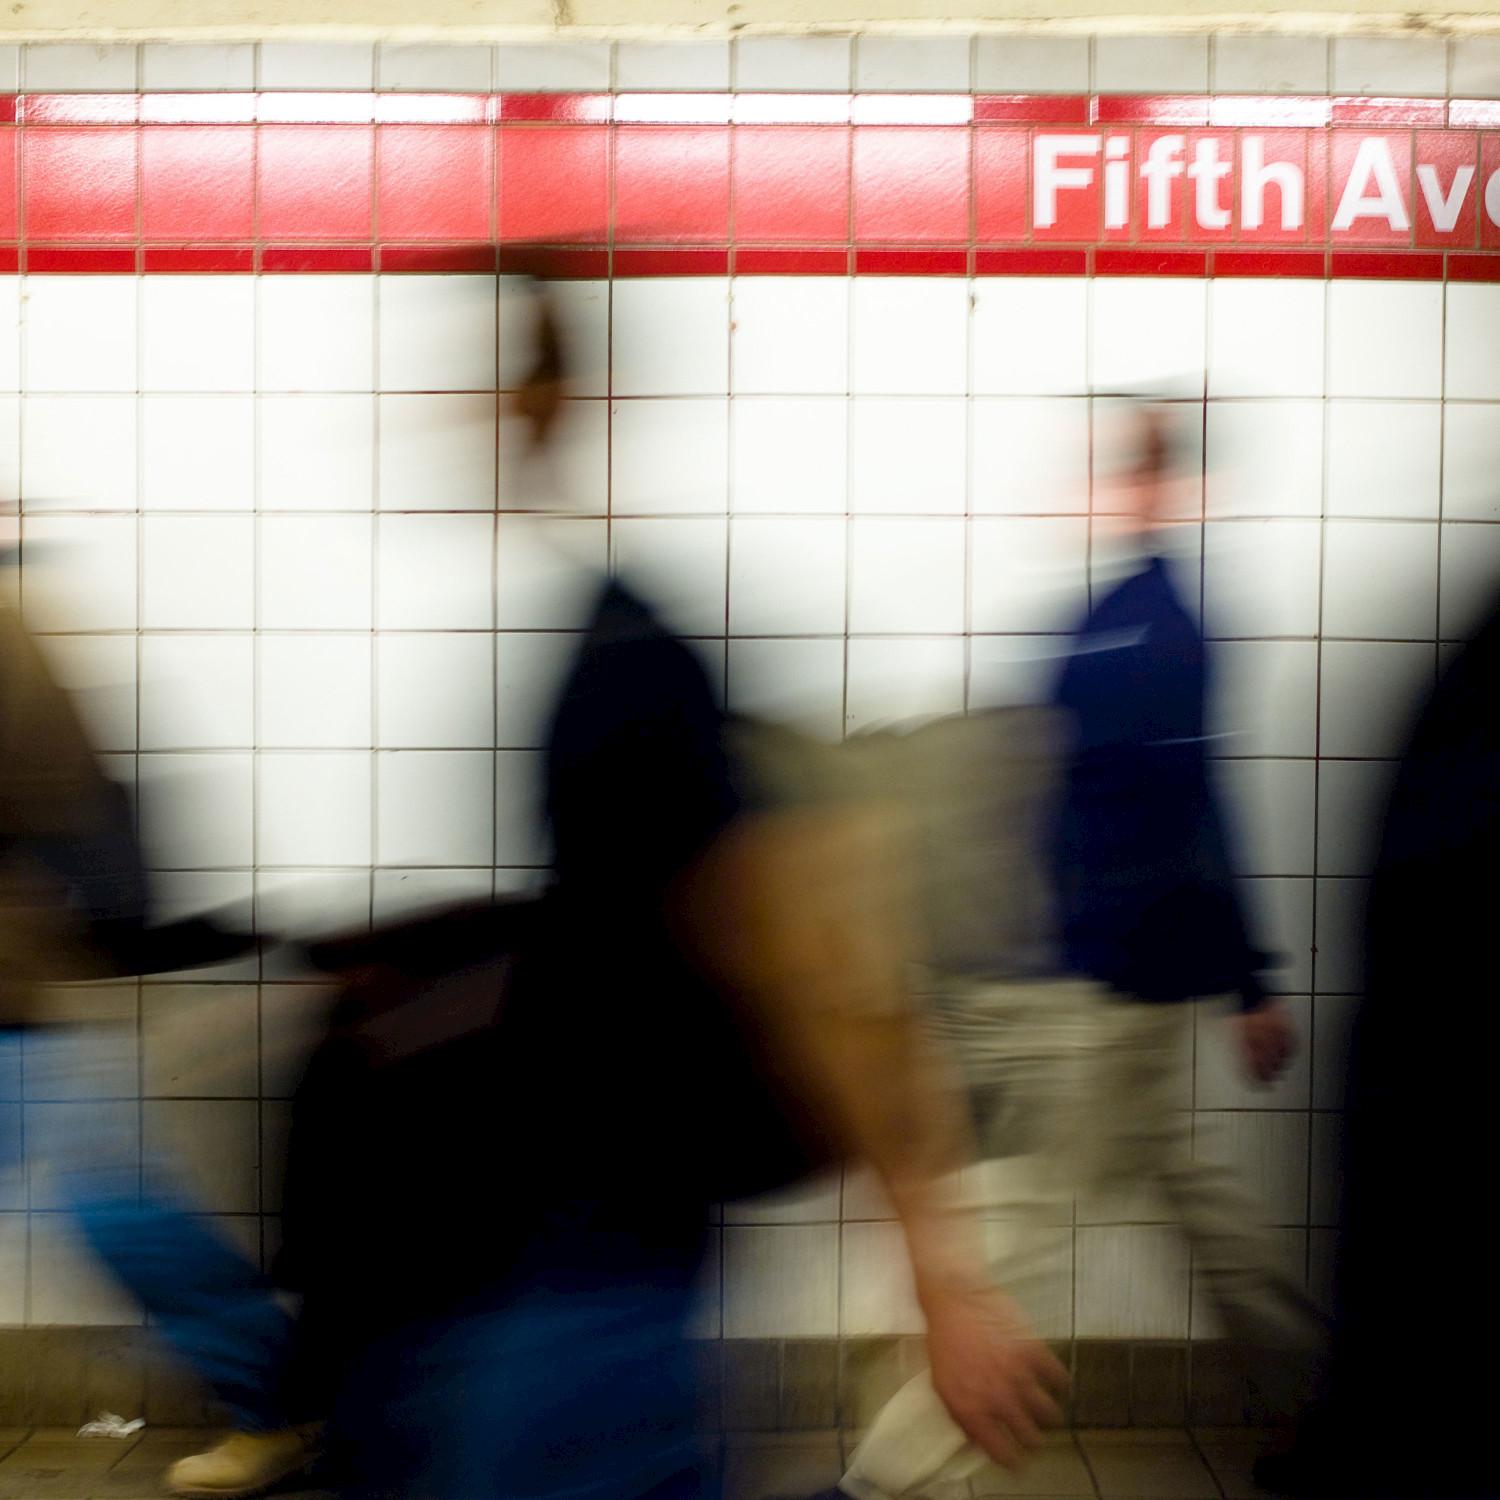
top-left (78, 1413), bottom-right (146, 1438)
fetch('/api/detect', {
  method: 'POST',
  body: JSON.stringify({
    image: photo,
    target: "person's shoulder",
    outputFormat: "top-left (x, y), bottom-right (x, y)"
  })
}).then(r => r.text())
top-left (587, 577), bottom-right (667, 641)
top-left (1097, 556), bottom-right (1197, 630)
top-left (561, 579), bottom-right (720, 744)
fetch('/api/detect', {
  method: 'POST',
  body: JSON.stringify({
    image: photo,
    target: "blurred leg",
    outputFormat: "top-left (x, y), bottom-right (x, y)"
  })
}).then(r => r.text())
top-left (1138, 1007), bottom-right (1326, 1355)
top-left (842, 979), bottom-right (1112, 1500)
top-left (70, 1194), bottom-right (296, 1431)
top-left (35, 1025), bottom-right (295, 1431)
top-left (335, 1277), bottom-right (708, 1500)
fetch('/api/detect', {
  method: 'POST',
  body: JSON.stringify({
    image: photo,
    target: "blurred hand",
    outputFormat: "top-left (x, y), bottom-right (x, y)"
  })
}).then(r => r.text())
top-left (1232, 998), bottom-right (1298, 1087)
top-left (924, 1285), bottom-right (1068, 1471)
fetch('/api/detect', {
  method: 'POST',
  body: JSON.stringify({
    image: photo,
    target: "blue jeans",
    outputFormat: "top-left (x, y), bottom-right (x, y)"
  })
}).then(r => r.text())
top-left (333, 1275), bottom-right (710, 1500)
top-left (1, 1026), bottom-right (295, 1431)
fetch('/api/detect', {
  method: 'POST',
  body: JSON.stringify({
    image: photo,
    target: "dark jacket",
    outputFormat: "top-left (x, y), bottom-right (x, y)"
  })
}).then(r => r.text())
top-left (277, 579), bottom-right (830, 1335)
top-left (1322, 585), bottom-right (1500, 1497)
top-left (1050, 555), bottom-right (1265, 1010)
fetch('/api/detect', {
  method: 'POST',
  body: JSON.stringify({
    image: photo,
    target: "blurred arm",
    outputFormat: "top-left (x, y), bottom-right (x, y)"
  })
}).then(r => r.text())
top-left (0, 612), bottom-right (148, 931)
top-left (676, 801), bottom-right (1067, 1465)
top-left (0, 613), bottom-right (251, 978)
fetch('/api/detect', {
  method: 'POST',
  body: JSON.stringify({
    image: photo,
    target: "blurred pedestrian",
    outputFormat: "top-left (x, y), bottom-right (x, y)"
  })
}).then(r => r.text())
top-left (1256, 580), bottom-right (1500, 1500)
top-left (791, 403), bottom-right (1325, 1500)
top-left (293, 275), bottom-right (1066, 1500)
top-left (0, 596), bottom-right (316, 1497)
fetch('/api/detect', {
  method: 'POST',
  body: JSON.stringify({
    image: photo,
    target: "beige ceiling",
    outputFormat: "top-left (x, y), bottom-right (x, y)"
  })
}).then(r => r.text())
top-left (5, 0), bottom-right (1500, 38)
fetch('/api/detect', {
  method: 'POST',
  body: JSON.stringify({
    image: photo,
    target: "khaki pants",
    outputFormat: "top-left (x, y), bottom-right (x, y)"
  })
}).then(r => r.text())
top-left (842, 978), bottom-right (1327, 1500)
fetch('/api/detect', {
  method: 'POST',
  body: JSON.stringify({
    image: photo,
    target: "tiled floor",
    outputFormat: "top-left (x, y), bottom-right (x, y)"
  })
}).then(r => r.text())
top-left (726, 1429), bottom-right (1277, 1498)
top-left (0, 1427), bottom-right (1280, 1499)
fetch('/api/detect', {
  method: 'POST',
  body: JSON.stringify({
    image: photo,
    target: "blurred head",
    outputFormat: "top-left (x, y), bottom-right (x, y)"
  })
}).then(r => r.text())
top-left (509, 276), bottom-right (568, 454)
top-left (1097, 398), bottom-right (1195, 534)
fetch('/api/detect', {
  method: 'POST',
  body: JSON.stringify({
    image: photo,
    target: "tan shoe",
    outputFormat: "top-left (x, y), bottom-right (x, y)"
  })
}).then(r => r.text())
top-left (165, 1427), bottom-right (321, 1499)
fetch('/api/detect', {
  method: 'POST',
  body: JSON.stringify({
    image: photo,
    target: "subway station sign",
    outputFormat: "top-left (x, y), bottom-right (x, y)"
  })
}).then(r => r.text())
top-left (4, 91), bottom-right (1500, 276)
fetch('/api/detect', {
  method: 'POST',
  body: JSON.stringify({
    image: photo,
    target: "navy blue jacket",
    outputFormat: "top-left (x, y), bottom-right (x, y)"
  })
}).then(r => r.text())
top-left (1050, 555), bottom-right (1266, 1010)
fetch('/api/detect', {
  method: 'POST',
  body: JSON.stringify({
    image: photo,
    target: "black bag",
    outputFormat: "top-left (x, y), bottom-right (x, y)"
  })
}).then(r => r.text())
top-left (275, 898), bottom-right (539, 1312)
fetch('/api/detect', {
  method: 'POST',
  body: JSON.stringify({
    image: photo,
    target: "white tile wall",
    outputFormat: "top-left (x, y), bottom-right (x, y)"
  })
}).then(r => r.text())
top-left (261, 635), bottom-right (373, 748)
top-left (22, 43), bottom-right (137, 91)
top-left (846, 635), bottom-right (966, 727)
top-left (381, 278), bottom-right (496, 395)
top-left (1076, 1226), bottom-right (1191, 1338)
top-left (731, 399), bottom-right (848, 514)
top-left (616, 40), bottom-right (731, 91)
top-left (614, 280), bottom-right (730, 398)
top-left (971, 398), bottom-right (1090, 514)
top-left (1322, 522), bottom-right (1438, 639)
top-left (23, 397), bottom-right (137, 510)
top-left (376, 43), bottom-right (493, 91)
top-left (1211, 34), bottom-right (1328, 95)
top-left (379, 395), bottom-right (496, 511)
top-left (973, 35), bottom-right (1089, 93)
top-left (854, 36), bottom-right (971, 92)
top-left (1441, 521), bottom-right (1500, 640)
top-left (1208, 281), bottom-right (1325, 399)
top-left (378, 633), bottom-right (494, 749)
top-left (734, 36), bottom-right (852, 92)
top-left (727, 637), bottom-right (845, 739)
top-left (1442, 404), bottom-right (1500, 521)
top-left (1318, 640), bottom-right (1434, 758)
top-left (851, 399), bottom-right (967, 514)
top-left (144, 397), bottom-right (257, 511)
top-left (24, 277), bottom-right (138, 394)
top-left (849, 517), bottom-right (965, 633)
top-left (1325, 403), bottom-right (1442, 519)
top-left (1331, 35), bottom-right (1448, 97)
top-left (256, 42), bottom-right (374, 90)
top-left (142, 43), bottom-right (256, 91)
top-left (261, 397), bottom-right (375, 510)
top-left (1094, 35), bottom-right (1209, 94)
top-left (1215, 758), bottom-right (1316, 877)
top-left (5, 34), bottom-right (1499, 102)
top-left (492, 43), bottom-right (611, 92)
top-left (140, 635), bottom-right (255, 749)
top-left (723, 1225), bottom-right (840, 1337)
top-left (1203, 518), bottom-right (1323, 639)
top-left (729, 517), bottom-right (846, 635)
top-left (841, 1220), bottom-right (923, 1335)
top-left (1327, 282), bottom-right (1443, 400)
top-left (732, 279), bottom-right (850, 396)
top-left (612, 399), bottom-right (729, 514)
top-left (1205, 401), bottom-right (1324, 518)
top-left (970, 517), bottom-right (1088, 634)
top-left (853, 280), bottom-right (968, 397)
top-left (378, 751), bottom-right (494, 867)
top-left (260, 514), bottom-right (373, 628)
top-left (972, 280), bottom-right (1089, 396)
top-left (1450, 36), bottom-right (1500, 97)
top-left (1091, 279), bottom-right (1208, 393)
top-left (9, 250), bottom-right (1493, 1335)
top-left (0, 281), bottom-right (20, 391)
top-left (261, 278), bottom-right (375, 393)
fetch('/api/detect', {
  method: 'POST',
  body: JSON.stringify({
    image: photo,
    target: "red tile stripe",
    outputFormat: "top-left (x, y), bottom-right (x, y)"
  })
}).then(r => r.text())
top-left (1, 91), bottom-right (1499, 280)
